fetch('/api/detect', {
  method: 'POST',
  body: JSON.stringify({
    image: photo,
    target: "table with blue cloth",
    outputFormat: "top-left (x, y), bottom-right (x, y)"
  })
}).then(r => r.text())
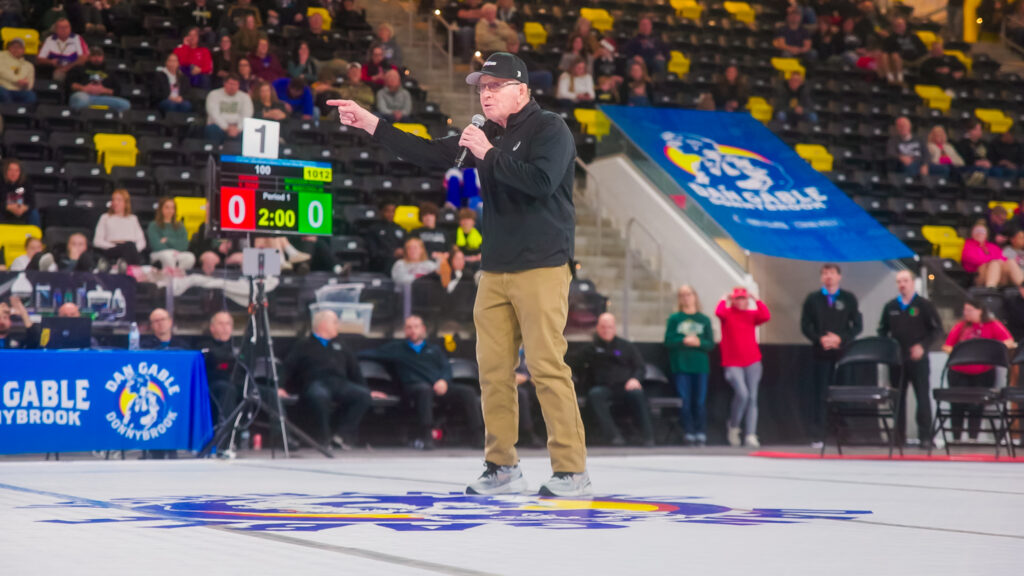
top-left (0, 350), bottom-right (213, 455)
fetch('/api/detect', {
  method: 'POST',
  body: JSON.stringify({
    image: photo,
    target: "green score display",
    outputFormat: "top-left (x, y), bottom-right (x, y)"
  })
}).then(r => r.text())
top-left (218, 155), bottom-right (333, 236)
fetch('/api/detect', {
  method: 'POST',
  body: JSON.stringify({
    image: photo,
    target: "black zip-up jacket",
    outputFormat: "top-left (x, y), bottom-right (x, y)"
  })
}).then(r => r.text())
top-left (801, 289), bottom-right (863, 359)
top-left (575, 335), bottom-right (646, 391)
top-left (374, 99), bottom-right (576, 273)
top-left (877, 294), bottom-right (942, 354)
top-left (284, 336), bottom-right (367, 394)
top-left (198, 334), bottom-right (236, 383)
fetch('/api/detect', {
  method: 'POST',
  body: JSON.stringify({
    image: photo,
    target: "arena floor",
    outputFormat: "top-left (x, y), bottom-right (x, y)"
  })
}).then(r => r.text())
top-left (1, 450), bottom-right (1020, 575)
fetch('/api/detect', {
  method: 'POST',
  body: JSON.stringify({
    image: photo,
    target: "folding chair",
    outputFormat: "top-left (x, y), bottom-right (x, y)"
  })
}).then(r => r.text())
top-left (643, 363), bottom-right (684, 445)
top-left (823, 337), bottom-right (904, 458)
top-left (999, 347), bottom-right (1024, 457)
top-left (930, 338), bottom-right (1012, 458)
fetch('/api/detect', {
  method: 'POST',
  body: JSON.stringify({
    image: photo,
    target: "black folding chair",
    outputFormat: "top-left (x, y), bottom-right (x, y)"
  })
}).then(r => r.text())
top-left (1001, 347), bottom-right (1024, 457)
top-left (823, 337), bottom-right (903, 458)
top-left (930, 339), bottom-right (1012, 458)
top-left (643, 363), bottom-right (684, 445)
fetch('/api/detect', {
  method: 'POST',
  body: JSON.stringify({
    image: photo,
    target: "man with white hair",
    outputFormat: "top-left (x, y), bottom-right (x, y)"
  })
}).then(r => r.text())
top-left (283, 309), bottom-right (375, 449)
top-left (475, 3), bottom-right (517, 56)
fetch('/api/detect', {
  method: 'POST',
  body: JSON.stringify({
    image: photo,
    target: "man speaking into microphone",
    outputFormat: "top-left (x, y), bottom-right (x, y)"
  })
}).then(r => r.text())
top-left (328, 52), bottom-right (589, 497)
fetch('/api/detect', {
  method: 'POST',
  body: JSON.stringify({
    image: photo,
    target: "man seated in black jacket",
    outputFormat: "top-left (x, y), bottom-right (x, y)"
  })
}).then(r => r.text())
top-left (575, 313), bottom-right (655, 447)
top-left (919, 39), bottom-right (966, 87)
top-left (198, 311), bottom-right (238, 424)
top-left (361, 314), bottom-right (483, 449)
top-left (367, 201), bottom-right (407, 273)
top-left (144, 308), bottom-right (188, 350)
top-left (284, 310), bottom-right (376, 449)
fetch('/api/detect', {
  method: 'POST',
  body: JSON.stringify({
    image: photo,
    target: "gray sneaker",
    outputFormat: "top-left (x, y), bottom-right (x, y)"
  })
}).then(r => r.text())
top-left (538, 471), bottom-right (592, 497)
top-left (465, 461), bottom-right (529, 495)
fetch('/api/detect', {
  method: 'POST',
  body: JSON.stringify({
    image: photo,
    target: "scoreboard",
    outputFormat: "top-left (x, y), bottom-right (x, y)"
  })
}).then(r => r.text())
top-left (217, 155), bottom-right (333, 236)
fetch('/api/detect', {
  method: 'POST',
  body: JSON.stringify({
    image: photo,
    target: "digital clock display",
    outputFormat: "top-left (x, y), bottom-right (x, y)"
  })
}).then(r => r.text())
top-left (217, 155), bottom-right (333, 236)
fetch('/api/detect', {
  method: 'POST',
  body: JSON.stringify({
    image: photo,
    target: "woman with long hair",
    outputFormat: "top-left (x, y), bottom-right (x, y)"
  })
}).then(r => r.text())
top-left (235, 57), bottom-right (254, 92)
top-left (391, 237), bottom-right (438, 286)
top-left (558, 34), bottom-right (593, 74)
top-left (556, 57), bottom-right (595, 107)
top-left (716, 287), bottom-right (771, 447)
top-left (0, 158), bottom-right (39, 227)
top-left (146, 197), bottom-right (196, 271)
top-left (93, 188), bottom-right (146, 267)
top-left (154, 52), bottom-right (193, 113)
top-left (288, 41), bottom-right (318, 84)
top-left (665, 285), bottom-right (714, 445)
top-left (251, 80), bottom-right (289, 121)
top-left (926, 125), bottom-right (964, 174)
top-left (621, 59), bottom-right (653, 106)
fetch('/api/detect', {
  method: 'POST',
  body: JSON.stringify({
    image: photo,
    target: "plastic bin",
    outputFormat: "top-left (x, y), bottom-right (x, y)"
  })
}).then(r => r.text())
top-left (310, 302), bottom-right (374, 334)
top-left (315, 282), bottom-right (364, 303)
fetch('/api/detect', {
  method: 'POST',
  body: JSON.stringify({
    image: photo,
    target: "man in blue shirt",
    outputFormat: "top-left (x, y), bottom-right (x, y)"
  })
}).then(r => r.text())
top-left (273, 77), bottom-right (314, 119)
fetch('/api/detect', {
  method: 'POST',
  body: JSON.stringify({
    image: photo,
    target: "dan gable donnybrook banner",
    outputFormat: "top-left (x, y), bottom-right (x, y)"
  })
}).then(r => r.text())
top-left (600, 106), bottom-right (912, 262)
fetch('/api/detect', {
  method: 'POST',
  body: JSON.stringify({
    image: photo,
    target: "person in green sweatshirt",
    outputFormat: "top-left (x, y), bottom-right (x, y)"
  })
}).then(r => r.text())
top-left (146, 197), bottom-right (196, 271)
top-left (664, 284), bottom-right (714, 445)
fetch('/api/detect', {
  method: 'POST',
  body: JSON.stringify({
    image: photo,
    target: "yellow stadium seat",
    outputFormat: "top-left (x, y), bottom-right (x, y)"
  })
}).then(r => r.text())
top-left (989, 200), bottom-right (1019, 214)
top-left (1, 27), bottom-right (39, 55)
top-left (921, 225), bottom-right (965, 261)
top-left (794, 143), bottom-right (834, 172)
top-left (746, 96), bottom-right (773, 123)
top-left (975, 109), bottom-right (1013, 133)
top-left (573, 108), bottom-right (611, 140)
top-left (393, 205), bottom-right (422, 233)
top-left (723, 1), bottom-right (756, 24)
top-left (914, 85), bottom-right (951, 113)
top-left (173, 197), bottom-right (207, 239)
top-left (915, 30), bottom-right (938, 49)
top-left (943, 49), bottom-right (972, 73)
top-left (94, 133), bottom-right (138, 173)
top-left (523, 22), bottom-right (547, 47)
top-left (770, 57), bottom-right (805, 79)
top-left (393, 123), bottom-right (431, 139)
top-left (579, 8), bottom-right (614, 32)
top-left (668, 51), bottom-right (690, 77)
top-left (306, 7), bottom-right (332, 30)
top-left (670, 0), bottom-right (703, 20)
top-left (0, 224), bottom-right (42, 267)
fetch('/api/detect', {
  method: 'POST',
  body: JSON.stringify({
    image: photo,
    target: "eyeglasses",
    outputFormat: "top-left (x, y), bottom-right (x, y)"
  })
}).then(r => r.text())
top-left (476, 80), bottom-right (520, 94)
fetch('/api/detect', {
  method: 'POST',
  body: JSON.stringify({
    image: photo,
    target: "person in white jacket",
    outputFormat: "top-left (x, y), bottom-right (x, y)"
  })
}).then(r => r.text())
top-left (93, 188), bottom-right (146, 267)
top-left (927, 125), bottom-right (964, 174)
top-left (556, 58), bottom-right (595, 106)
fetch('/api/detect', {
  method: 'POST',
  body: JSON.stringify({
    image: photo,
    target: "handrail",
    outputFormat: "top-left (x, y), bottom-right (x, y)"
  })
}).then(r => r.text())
top-left (429, 10), bottom-right (456, 88)
top-left (574, 157), bottom-right (603, 258)
top-left (623, 217), bottom-right (665, 339)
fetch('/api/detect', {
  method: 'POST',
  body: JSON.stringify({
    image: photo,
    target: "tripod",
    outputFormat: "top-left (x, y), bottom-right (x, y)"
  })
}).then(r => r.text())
top-left (199, 261), bottom-right (332, 459)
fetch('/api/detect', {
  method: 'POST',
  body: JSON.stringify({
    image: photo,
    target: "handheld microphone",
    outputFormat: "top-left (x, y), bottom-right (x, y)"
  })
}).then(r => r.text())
top-left (454, 114), bottom-right (487, 168)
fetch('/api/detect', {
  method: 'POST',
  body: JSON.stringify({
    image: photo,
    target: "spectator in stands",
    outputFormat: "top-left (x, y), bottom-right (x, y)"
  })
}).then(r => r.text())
top-left (147, 197), bottom-right (196, 272)
top-left (36, 18), bottom-right (88, 81)
top-left (0, 0), bottom-right (23, 28)
top-left (989, 131), bottom-right (1022, 177)
top-left (595, 75), bottom-right (621, 105)
top-left (919, 39), bottom-right (966, 87)
top-left (144, 308), bottom-right (187, 350)
top-left (836, 16), bottom-right (873, 68)
top-left (593, 39), bottom-right (620, 80)
top-left (368, 201), bottom-right (406, 272)
top-left (361, 314), bottom-right (484, 450)
top-left (800, 263), bottom-right (862, 448)
top-left (303, 13), bottom-right (344, 74)
top-left (266, 0), bottom-right (305, 27)
top-left (375, 68), bottom-right (412, 122)
top-left (878, 270), bottom-right (943, 449)
top-left (559, 35), bottom-right (594, 75)
top-left (212, 34), bottom-right (236, 86)
top-left (496, 0), bottom-right (522, 30)
top-left (251, 236), bottom-right (312, 271)
top-left (665, 285), bottom-right (713, 446)
top-left (1003, 226), bottom-right (1024, 268)
top-left (476, 3), bottom-right (518, 57)
top-left (410, 202), bottom-right (451, 259)
top-left (0, 297), bottom-right (30, 349)
top-left (174, 27), bottom-right (214, 89)
top-left (284, 309), bottom-right (375, 449)
top-left (556, 58), bottom-right (595, 107)
top-left (505, 36), bottom-right (552, 91)
top-left (68, 46), bottom-right (130, 112)
top-left (711, 64), bottom-right (748, 112)
top-left (232, 13), bottom-right (261, 57)
top-left (717, 287), bottom-right (771, 448)
top-left (154, 53), bottom-right (193, 113)
top-left (620, 59), bottom-right (653, 107)
top-left (455, 208), bottom-right (482, 264)
top-left (0, 159), bottom-right (39, 227)
top-left (574, 16), bottom-right (606, 55)
top-left (336, 62), bottom-right (375, 111)
top-left (888, 116), bottom-right (928, 176)
top-left (442, 247), bottom-right (476, 304)
top-left (36, 233), bottom-right (95, 272)
top-left (274, 77), bottom-right (315, 119)
top-left (773, 9), bottom-right (814, 61)
top-left (205, 75), bottom-right (254, 144)
top-left (94, 189), bottom-right (146, 268)
top-left (773, 71), bottom-right (817, 124)
top-left (226, 0), bottom-right (262, 28)
top-left (455, 0), bottom-right (485, 61)
top-left (249, 37), bottom-right (286, 83)
top-left (392, 237), bottom-right (439, 286)
top-left (362, 43), bottom-right (396, 91)
top-left (962, 221), bottom-right (1022, 287)
top-left (988, 205), bottom-right (1011, 245)
top-left (10, 237), bottom-right (43, 271)
top-left (0, 39), bottom-right (35, 104)
top-left (376, 23), bottom-right (403, 68)
top-left (879, 16), bottom-right (926, 84)
top-left (576, 313), bottom-right (655, 447)
top-left (199, 310), bottom-right (237, 424)
top-left (192, 223), bottom-right (244, 275)
top-left (288, 41), bottom-right (318, 85)
top-left (942, 299), bottom-right (1014, 442)
top-left (926, 125), bottom-right (964, 176)
top-left (955, 120), bottom-right (993, 183)
top-left (176, 0), bottom-right (220, 45)
top-left (812, 17), bottom-right (842, 62)
top-left (235, 57), bottom-right (255, 92)
top-left (623, 17), bottom-right (668, 75)
top-left (335, 0), bottom-right (368, 30)
top-left (252, 80), bottom-right (288, 120)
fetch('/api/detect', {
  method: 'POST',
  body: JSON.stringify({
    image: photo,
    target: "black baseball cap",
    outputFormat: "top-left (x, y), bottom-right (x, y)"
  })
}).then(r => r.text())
top-left (465, 52), bottom-right (529, 86)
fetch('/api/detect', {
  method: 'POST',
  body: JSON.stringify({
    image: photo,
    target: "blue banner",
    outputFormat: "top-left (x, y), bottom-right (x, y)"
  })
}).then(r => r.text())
top-left (600, 106), bottom-right (912, 262)
top-left (0, 350), bottom-right (213, 454)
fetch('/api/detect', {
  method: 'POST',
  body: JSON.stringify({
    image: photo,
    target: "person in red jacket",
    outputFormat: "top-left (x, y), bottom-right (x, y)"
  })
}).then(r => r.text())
top-left (716, 287), bottom-right (771, 447)
top-left (173, 27), bottom-right (213, 89)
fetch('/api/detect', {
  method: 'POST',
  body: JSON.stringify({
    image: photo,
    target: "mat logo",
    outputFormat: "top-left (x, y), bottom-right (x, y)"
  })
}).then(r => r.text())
top-left (42, 492), bottom-right (871, 532)
top-left (661, 132), bottom-right (827, 212)
top-left (103, 362), bottom-right (180, 442)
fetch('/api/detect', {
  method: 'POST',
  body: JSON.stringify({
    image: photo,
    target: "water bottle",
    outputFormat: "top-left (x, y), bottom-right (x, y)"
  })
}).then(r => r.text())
top-left (128, 322), bottom-right (140, 351)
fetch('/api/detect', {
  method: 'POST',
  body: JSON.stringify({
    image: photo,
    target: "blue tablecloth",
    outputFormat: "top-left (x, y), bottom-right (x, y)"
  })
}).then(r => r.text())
top-left (0, 350), bottom-right (213, 454)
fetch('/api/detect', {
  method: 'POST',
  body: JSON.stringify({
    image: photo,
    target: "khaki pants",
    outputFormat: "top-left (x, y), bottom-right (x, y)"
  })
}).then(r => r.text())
top-left (474, 264), bottom-right (587, 473)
